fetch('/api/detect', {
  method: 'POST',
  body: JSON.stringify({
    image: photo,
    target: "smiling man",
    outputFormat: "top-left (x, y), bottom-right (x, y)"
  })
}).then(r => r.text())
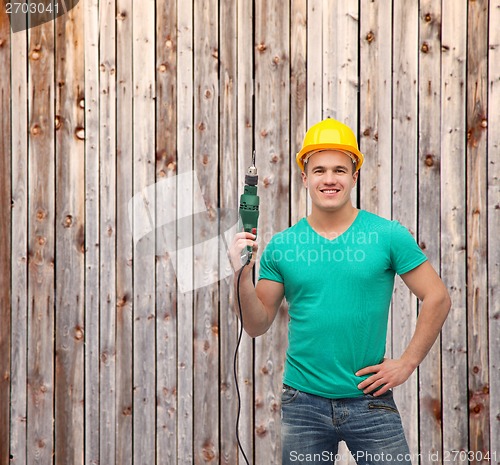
top-left (230, 118), bottom-right (451, 465)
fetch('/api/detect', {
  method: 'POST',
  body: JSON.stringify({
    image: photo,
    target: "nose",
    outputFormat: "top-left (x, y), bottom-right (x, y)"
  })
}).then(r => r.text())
top-left (323, 170), bottom-right (339, 184)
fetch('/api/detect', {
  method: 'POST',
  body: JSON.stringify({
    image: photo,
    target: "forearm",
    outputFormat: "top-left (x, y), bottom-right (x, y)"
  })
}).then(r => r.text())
top-left (233, 266), bottom-right (272, 338)
top-left (400, 293), bottom-right (451, 369)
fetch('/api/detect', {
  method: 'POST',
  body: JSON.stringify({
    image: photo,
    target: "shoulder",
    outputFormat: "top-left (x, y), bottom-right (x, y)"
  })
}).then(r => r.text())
top-left (356, 210), bottom-right (395, 234)
top-left (358, 210), bottom-right (412, 233)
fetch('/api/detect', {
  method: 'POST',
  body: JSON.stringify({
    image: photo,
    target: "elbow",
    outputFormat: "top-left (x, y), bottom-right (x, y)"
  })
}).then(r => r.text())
top-left (245, 324), bottom-right (268, 339)
top-left (245, 328), bottom-right (260, 339)
top-left (439, 287), bottom-right (452, 318)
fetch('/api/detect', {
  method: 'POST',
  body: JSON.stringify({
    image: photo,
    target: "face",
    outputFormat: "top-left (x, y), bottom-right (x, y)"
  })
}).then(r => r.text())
top-left (301, 150), bottom-right (359, 213)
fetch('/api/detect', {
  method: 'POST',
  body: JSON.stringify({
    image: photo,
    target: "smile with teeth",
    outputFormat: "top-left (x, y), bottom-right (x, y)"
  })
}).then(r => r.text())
top-left (320, 188), bottom-right (341, 194)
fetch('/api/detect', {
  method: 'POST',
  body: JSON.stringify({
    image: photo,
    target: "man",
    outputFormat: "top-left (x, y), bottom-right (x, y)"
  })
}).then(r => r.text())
top-left (230, 118), bottom-right (451, 464)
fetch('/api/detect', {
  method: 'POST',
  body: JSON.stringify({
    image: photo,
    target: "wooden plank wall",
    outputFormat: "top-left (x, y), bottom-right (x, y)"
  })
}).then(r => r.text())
top-left (0, 1), bottom-right (498, 464)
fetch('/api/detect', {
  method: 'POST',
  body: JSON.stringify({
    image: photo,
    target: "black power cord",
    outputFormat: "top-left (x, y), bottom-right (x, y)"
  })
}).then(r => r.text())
top-left (233, 264), bottom-right (251, 465)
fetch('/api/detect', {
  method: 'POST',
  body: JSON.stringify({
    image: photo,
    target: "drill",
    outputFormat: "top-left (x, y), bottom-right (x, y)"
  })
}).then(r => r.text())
top-left (239, 151), bottom-right (259, 265)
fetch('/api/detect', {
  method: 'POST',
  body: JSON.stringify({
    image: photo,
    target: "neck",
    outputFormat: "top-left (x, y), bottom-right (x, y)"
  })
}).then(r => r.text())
top-left (308, 203), bottom-right (358, 233)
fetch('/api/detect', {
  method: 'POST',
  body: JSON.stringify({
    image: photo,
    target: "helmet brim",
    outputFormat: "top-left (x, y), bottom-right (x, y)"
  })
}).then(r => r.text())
top-left (296, 144), bottom-right (364, 172)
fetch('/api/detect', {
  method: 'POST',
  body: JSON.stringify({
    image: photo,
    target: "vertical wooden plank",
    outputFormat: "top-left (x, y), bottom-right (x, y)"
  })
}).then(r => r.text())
top-left (236, 0), bottom-right (254, 461)
top-left (132, 0), bottom-right (156, 462)
top-left (359, 0), bottom-right (392, 220)
top-left (254, 0), bottom-right (290, 462)
top-left (219, 0), bottom-right (238, 462)
top-left (323, 1), bottom-right (359, 225)
top-left (115, 0), bottom-right (133, 462)
top-left (156, 0), bottom-right (178, 462)
top-left (27, 15), bottom-right (55, 465)
top-left (323, 2), bottom-right (359, 128)
top-left (417, 2), bottom-right (443, 462)
top-left (305, 0), bottom-right (322, 215)
top-left (290, 0), bottom-right (307, 225)
top-left (487, 0), bottom-right (500, 459)
top-left (467, 0), bottom-right (490, 460)
top-left (0, 8), bottom-right (11, 465)
top-left (391, 0), bottom-right (419, 455)
top-left (193, 1), bottom-right (219, 462)
top-left (306, 0), bottom-right (322, 127)
top-left (177, 0), bottom-right (194, 462)
top-left (440, 0), bottom-right (468, 458)
top-left (97, 0), bottom-right (117, 462)
top-left (84, 0), bottom-right (100, 463)
top-left (9, 15), bottom-right (28, 465)
top-left (54, 4), bottom-right (85, 464)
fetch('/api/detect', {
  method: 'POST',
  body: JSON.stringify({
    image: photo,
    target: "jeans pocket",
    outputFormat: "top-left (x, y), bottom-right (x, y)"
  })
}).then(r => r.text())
top-left (368, 402), bottom-right (400, 414)
top-left (366, 390), bottom-right (400, 414)
top-left (281, 384), bottom-right (300, 405)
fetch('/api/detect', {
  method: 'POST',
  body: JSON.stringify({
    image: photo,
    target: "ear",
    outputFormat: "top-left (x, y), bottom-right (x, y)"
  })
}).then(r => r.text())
top-left (301, 170), bottom-right (308, 188)
top-left (352, 170), bottom-right (359, 184)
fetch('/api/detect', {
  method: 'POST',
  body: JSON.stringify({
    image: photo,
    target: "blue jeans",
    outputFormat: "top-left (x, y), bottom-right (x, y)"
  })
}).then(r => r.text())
top-left (281, 385), bottom-right (412, 465)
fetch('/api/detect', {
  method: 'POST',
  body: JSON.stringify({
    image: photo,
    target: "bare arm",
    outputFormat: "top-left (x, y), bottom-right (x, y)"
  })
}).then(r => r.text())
top-left (356, 260), bottom-right (451, 395)
top-left (230, 232), bottom-right (284, 338)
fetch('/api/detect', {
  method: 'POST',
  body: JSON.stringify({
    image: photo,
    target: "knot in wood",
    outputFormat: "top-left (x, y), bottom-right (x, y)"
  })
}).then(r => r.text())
top-left (366, 31), bottom-right (375, 43)
top-left (30, 50), bottom-right (41, 61)
top-left (64, 215), bottom-right (73, 227)
top-left (481, 118), bottom-right (487, 128)
top-left (202, 442), bottom-right (216, 461)
top-left (75, 127), bottom-right (85, 140)
top-left (36, 209), bottom-right (46, 221)
top-left (421, 42), bottom-right (429, 53)
top-left (31, 124), bottom-right (41, 136)
top-left (159, 63), bottom-right (167, 73)
top-left (55, 116), bottom-right (62, 130)
top-left (256, 425), bottom-right (267, 437)
top-left (424, 13), bottom-right (432, 22)
top-left (272, 55), bottom-right (280, 64)
top-left (257, 42), bottom-right (267, 52)
top-left (74, 326), bottom-right (84, 340)
top-left (122, 406), bottom-right (132, 416)
top-left (425, 154), bottom-right (434, 167)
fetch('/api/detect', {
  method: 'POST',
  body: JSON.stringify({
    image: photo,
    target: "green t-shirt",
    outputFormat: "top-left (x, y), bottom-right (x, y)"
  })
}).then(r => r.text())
top-left (258, 209), bottom-right (427, 398)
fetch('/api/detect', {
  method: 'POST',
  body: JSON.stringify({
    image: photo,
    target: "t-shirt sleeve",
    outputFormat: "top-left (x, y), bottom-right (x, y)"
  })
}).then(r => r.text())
top-left (390, 221), bottom-right (428, 275)
top-left (258, 238), bottom-right (284, 283)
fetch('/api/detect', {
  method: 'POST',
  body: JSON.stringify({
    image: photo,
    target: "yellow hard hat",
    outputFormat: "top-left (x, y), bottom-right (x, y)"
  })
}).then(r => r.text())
top-left (296, 118), bottom-right (364, 172)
